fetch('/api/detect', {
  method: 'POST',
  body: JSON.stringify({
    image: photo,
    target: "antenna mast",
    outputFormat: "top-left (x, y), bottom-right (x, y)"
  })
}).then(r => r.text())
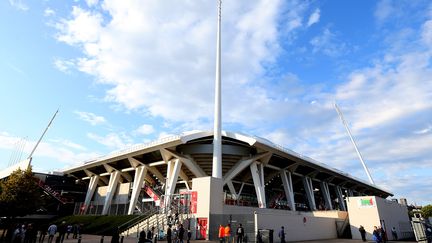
top-left (212, 0), bottom-right (222, 178)
top-left (27, 109), bottom-right (59, 161)
top-left (334, 103), bottom-right (375, 185)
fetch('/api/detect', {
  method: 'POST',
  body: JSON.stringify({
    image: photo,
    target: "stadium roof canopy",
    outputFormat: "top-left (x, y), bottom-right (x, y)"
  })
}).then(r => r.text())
top-left (63, 130), bottom-right (392, 198)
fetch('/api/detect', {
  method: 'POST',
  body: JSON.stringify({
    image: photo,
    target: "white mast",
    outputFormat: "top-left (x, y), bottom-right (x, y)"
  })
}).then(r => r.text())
top-left (334, 103), bottom-right (375, 185)
top-left (212, 0), bottom-right (222, 178)
top-left (27, 109), bottom-right (59, 162)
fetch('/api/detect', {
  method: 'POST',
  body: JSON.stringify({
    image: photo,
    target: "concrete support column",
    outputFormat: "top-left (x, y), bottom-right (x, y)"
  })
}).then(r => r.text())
top-left (302, 176), bottom-right (316, 211)
top-left (280, 170), bottom-right (295, 211)
top-left (320, 181), bottom-right (333, 210)
top-left (127, 166), bottom-right (148, 215)
top-left (165, 159), bottom-right (182, 196)
top-left (227, 181), bottom-right (237, 200)
top-left (102, 171), bottom-right (121, 215)
top-left (250, 162), bottom-right (266, 208)
top-left (83, 175), bottom-right (99, 214)
top-left (335, 186), bottom-right (346, 211)
top-left (347, 189), bottom-right (354, 197)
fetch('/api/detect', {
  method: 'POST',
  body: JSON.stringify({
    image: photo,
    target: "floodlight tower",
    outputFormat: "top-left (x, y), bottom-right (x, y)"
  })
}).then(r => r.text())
top-left (212, 0), bottom-right (222, 179)
top-left (334, 103), bottom-right (375, 185)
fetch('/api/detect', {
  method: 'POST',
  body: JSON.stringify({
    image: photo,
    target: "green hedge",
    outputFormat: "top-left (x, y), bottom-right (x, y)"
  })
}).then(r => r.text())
top-left (52, 215), bottom-right (138, 236)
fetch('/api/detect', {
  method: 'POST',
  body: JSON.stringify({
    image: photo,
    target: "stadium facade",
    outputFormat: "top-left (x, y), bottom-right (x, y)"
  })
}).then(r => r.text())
top-left (62, 130), bottom-right (399, 241)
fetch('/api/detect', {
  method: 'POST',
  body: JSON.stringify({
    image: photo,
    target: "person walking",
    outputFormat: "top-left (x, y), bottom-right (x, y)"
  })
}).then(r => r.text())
top-left (391, 227), bottom-right (397, 240)
top-left (359, 225), bottom-right (366, 242)
top-left (147, 228), bottom-right (153, 241)
top-left (224, 224), bottom-right (231, 243)
top-left (153, 226), bottom-right (158, 243)
top-left (218, 225), bottom-right (225, 243)
top-left (47, 224), bottom-right (57, 243)
top-left (178, 224), bottom-right (185, 243)
top-left (166, 225), bottom-right (172, 243)
top-left (186, 228), bottom-right (191, 243)
top-left (372, 226), bottom-right (381, 243)
top-left (58, 221), bottom-right (67, 243)
top-left (278, 226), bottom-right (285, 243)
top-left (236, 224), bottom-right (244, 243)
top-left (139, 230), bottom-right (147, 243)
top-left (66, 225), bottom-right (72, 239)
top-left (379, 226), bottom-right (386, 243)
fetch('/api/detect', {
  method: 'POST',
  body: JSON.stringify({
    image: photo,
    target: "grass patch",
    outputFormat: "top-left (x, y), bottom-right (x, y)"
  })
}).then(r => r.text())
top-left (52, 215), bottom-right (138, 236)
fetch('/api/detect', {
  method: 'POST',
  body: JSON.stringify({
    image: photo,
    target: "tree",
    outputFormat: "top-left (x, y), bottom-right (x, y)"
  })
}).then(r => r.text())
top-left (0, 166), bottom-right (43, 217)
top-left (422, 204), bottom-right (432, 219)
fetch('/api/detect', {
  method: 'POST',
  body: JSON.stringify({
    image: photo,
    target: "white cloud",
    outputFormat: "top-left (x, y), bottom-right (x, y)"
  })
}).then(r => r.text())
top-left (8, 0), bottom-right (29, 11)
top-left (55, 6), bottom-right (102, 46)
top-left (374, 0), bottom-right (394, 23)
top-left (136, 124), bottom-right (155, 135)
top-left (54, 58), bottom-right (75, 73)
top-left (44, 8), bottom-right (55, 17)
top-left (74, 111), bottom-right (106, 126)
top-left (421, 20), bottom-right (432, 47)
top-left (414, 125), bottom-right (432, 135)
top-left (54, 0), bottom-right (308, 128)
top-left (87, 132), bottom-right (131, 149)
top-left (310, 28), bottom-right (348, 57)
top-left (49, 139), bottom-right (87, 151)
top-left (0, 132), bottom-right (99, 171)
top-left (85, 0), bottom-right (98, 7)
top-left (307, 9), bottom-right (320, 27)
top-left (157, 132), bottom-right (175, 140)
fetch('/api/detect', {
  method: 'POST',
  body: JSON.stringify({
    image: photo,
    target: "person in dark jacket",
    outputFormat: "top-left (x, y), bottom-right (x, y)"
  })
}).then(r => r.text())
top-left (186, 228), bottom-right (192, 243)
top-left (236, 224), bottom-right (244, 243)
top-left (278, 226), bottom-right (285, 243)
top-left (359, 225), bottom-right (366, 242)
top-left (139, 230), bottom-right (147, 243)
top-left (166, 225), bottom-right (172, 243)
top-left (178, 224), bottom-right (185, 243)
top-left (147, 228), bottom-right (153, 240)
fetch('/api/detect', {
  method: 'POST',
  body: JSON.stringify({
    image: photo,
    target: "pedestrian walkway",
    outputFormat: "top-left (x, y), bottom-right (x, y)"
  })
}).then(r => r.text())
top-left (61, 235), bottom-right (417, 243)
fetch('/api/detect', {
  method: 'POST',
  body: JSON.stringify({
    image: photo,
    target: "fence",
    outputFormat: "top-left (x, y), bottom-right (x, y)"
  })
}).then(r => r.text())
top-left (73, 202), bottom-right (129, 215)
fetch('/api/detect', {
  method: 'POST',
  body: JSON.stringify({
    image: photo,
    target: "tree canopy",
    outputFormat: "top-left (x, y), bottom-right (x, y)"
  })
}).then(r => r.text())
top-left (0, 167), bottom-right (43, 217)
top-left (422, 204), bottom-right (432, 219)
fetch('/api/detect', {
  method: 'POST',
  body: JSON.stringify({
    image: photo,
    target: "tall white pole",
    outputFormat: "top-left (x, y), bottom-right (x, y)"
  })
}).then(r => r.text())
top-left (334, 103), bottom-right (375, 185)
top-left (212, 0), bottom-right (222, 178)
top-left (28, 109), bottom-right (59, 161)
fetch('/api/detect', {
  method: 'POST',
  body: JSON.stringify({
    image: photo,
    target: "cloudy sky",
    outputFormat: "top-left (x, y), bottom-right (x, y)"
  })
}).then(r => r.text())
top-left (1, 0), bottom-right (431, 205)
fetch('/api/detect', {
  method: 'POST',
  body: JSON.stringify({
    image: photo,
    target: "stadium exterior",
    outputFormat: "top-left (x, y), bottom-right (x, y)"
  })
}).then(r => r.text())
top-left (63, 130), bottom-right (394, 241)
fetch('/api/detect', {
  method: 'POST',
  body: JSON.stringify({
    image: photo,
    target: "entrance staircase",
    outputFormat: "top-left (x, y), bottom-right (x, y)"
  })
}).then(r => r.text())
top-left (34, 176), bottom-right (70, 204)
top-left (120, 193), bottom-right (192, 238)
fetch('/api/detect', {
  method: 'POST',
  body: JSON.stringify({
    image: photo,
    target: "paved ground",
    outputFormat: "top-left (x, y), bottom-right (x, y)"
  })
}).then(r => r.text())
top-left (58, 235), bottom-right (417, 243)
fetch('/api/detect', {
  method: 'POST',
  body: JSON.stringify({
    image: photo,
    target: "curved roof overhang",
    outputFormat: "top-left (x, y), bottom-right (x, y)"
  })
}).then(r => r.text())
top-left (62, 130), bottom-right (392, 197)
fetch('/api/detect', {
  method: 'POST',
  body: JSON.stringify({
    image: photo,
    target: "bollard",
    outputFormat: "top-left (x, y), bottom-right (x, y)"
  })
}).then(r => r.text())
top-left (120, 235), bottom-right (124, 243)
top-left (100, 235), bottom-right (104, 243)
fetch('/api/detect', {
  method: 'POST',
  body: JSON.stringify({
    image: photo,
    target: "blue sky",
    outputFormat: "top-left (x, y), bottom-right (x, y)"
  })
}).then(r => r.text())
top-left (1, 0), bottom-right (431, 205)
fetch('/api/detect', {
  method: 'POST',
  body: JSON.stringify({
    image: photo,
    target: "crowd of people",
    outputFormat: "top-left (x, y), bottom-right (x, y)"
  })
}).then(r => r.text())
top-left (218, 223), bottom-right (244, 243)
top-left (138, 223), bottom-right (192, 243)
top-left (4, 221), bottom-right (82, 243)
top-left (358, 225), bottom-right (398, 243)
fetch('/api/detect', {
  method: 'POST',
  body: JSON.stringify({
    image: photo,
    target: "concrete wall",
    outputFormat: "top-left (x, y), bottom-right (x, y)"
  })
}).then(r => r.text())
top-left (347, 196), bottom-right (412, 240)
top-left (375, 197), bottom-right (412, 240)
top-left (223, 205), bottom-right (342, 242)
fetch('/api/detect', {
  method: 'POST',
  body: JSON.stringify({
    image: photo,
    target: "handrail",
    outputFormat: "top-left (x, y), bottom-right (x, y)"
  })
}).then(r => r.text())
top-left (118, 207), bottom-right (160, 233)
